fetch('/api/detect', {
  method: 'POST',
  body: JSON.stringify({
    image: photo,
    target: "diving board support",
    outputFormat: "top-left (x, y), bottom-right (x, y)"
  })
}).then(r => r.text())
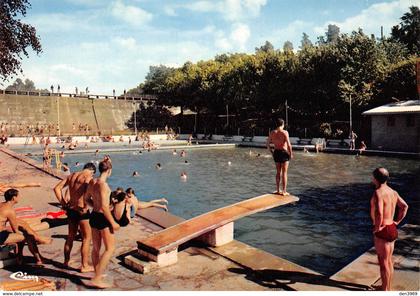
top-left (198, 222), bottom-right (234, 247)
top-left (136, 193), bottom-right (299, 269)
top-left (138, 247), bottom-right (178, 267)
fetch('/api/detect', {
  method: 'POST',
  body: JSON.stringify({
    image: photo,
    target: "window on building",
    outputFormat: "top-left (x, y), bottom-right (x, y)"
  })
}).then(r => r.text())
top-left (406, 115), bottom-right (415, 127)
top-left (387, 116), bottom-right (395, 127)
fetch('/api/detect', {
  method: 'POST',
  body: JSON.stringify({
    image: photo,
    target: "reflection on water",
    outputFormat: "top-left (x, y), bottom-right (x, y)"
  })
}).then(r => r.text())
top-left (30, 147), bottom-right (420, 275)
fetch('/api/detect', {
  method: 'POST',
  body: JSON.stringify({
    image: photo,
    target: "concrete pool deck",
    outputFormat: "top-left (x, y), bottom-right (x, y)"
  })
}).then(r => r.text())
top-left (0, 147), bottom-right (418, 291)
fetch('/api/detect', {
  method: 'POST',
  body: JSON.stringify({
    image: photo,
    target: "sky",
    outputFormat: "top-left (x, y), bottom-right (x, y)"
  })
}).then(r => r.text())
top-left (8, 0), bottom-right (420, 95)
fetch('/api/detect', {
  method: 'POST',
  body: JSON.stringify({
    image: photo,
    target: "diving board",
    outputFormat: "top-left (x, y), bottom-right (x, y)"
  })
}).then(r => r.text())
top-left (137, 193), bottom-right (299, 266)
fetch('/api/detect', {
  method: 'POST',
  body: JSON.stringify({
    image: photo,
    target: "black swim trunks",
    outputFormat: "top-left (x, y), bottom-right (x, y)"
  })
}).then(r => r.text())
top-left (66, 208), bottom-right (91, 221)
top-left (89, 211), bottom-right (112, 230)
top-left (273, 149), bottom-right (290, 163)
top-left (0, 230), bottom-right (10, 245)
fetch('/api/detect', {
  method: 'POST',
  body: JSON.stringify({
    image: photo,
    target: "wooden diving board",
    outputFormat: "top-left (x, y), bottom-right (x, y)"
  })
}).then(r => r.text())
top-left (137, 193), bottom-right (299, 266)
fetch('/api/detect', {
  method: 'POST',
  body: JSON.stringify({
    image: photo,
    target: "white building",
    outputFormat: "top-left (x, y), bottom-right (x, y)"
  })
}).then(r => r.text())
top-left (363, 100), bottom-right (420, 152)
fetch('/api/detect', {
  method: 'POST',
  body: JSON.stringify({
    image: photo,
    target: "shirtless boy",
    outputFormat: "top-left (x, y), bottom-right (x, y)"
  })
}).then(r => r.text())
top-left (370, 167), bottom-right (409, 291)
top-left (0, 189), bottom-right (49, 265)
top-left (84, 156), bottom-right (120, 288)
top-left (266, 118), bottom-right (293, 195)
top-left (54, 162), bottom-right (97, 272)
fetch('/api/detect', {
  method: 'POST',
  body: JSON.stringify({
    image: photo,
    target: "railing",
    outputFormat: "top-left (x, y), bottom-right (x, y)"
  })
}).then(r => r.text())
top-left (0, 89), bottom-right (156, 101)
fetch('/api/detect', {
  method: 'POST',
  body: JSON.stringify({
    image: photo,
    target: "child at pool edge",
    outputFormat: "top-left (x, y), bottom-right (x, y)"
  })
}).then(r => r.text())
top-left (125, 188), bottom-right (168, 219)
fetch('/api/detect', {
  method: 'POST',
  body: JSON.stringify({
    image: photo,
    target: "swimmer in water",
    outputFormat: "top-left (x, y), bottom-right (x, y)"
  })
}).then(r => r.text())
top-left (95, 149), bottom-right (99, 156)
top-left (75, 162), bottom-right (80, 167)
top-left (132, 171), bottom-right (139, 177)
top-left (184, 160), bottom-right (188, 164)
top-left (155, 163), bottom-right (162, 170)
top-left (180, 150), bottom-right (186, 157)
top-left (172, 149), bottom-right (177, 155)
top-left (180, 172), bottom-right (187, 180)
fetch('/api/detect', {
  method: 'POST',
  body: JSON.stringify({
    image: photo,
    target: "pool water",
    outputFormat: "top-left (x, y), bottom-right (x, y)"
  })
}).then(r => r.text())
top-left (33, 147), bottom-right (420, 275)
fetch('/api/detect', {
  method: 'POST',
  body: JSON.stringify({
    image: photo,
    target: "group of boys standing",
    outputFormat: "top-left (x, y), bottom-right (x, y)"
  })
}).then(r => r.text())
top-left (53, 155), bottom-right (119, 289)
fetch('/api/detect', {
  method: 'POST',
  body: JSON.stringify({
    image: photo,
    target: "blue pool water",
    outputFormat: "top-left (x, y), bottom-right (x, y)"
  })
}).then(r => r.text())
top-left (29, 146), bottom-right (420, 275)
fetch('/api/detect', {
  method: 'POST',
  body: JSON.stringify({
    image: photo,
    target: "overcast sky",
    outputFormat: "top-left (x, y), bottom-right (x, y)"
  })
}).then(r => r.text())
top-left (8, 0), bottom-right (419, 94)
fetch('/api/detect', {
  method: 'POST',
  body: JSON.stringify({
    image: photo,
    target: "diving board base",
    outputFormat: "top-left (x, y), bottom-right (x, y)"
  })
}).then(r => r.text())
top-left (138, 247), bottom-right (178, 267)
top-left (124, 254), bottom-right (160, 274)
top-left (197, 222), bottom-right (234, 247)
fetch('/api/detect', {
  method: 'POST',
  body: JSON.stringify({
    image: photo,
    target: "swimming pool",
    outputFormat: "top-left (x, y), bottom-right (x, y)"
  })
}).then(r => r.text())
top-left (32, 147), bottom-right (420, 275)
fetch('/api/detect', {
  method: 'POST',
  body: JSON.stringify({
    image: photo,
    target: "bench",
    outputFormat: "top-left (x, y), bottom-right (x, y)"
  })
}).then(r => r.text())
top-left (232, 136), bottom-right (244, 142)
top-left (137, 194), bottom-right (299, 267)
top-left (289, 137), bottom-right (300, 145)
top-left (327, 139), bottom-right (344, 147)
top-left (252, 136), bottom-right (268, 143)
top-left (342, 139), bottom-right (351, 147)
top-left (242, 136), bottom-right (253, 142)
top-left (222, 136), bottom-right (233, 141)
top-left (211, 135), bottom-right (224, 141)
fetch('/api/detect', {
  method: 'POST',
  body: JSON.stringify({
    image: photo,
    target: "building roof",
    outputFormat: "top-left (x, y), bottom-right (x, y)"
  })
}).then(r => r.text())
top-left (363, 100), bottom-right (420, 115)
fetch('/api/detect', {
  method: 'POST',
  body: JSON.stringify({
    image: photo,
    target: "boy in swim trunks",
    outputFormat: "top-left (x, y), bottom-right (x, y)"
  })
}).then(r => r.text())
top-left (54, 162), bottom-right (97, 272)
top-left (370, 167), bottom-right (408, 291)
top-left (84, 156), bottom-right (120, 288)
top-left (266, 118), bottom-right (293, 195)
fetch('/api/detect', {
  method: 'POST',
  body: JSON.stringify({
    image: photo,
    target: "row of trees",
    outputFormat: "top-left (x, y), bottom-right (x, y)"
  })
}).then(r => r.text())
top-left (5, 78), bottom-right (47, 92)
top-left (130, 6), bottom-right (418, 137)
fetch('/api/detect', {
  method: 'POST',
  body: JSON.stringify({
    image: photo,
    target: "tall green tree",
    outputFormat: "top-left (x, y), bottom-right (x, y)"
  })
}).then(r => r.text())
top-left (390, 6), bottom-right (420, 54)
top-left (5, 78), bottom-right (46, 92)
top-left (255, 41), bottom-right (275, 53)
top-left (283, 41), bottom-right (294, 52)
top-left (326, 24), bottom-right (340, 43)
top-left (0, 0), bottom-right (42, 81)
top-left (300, 32), bottom-right (313, 49)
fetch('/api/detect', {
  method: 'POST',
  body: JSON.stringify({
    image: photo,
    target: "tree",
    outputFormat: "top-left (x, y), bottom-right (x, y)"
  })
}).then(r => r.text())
top-left (390, 6), bottom-right (420, 54)
top-left (142, 65), bottom-right (175, 95)
top-left (5, 78), bottom-right (45, 92)
top-left (375, 57), bottom-right (417, 104)
top-left (283, 41), bottom-right (294, 52)
top-left (255, 41), bottom-right (275, 53)
top-left (326, 24), bottom-right (340, 43)
top-left (300, 32), bottom-right (312, 49)
top-left (0, 0), bottom-right (42, 82)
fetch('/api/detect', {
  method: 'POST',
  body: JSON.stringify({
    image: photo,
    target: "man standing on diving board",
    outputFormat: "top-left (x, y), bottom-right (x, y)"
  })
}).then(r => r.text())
top-left (266, 118), bottom-right (293, 196)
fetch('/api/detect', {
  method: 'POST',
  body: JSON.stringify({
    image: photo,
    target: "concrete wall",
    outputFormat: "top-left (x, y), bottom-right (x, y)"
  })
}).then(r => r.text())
top-left (371, 114), bottom-right (420, 152)
top-left (0, 94), bottom-right (136, 135)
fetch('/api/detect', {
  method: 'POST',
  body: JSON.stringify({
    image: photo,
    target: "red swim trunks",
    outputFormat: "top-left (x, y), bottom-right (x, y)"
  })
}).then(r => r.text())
top-left (375, 223), bottom-right (398, 242)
